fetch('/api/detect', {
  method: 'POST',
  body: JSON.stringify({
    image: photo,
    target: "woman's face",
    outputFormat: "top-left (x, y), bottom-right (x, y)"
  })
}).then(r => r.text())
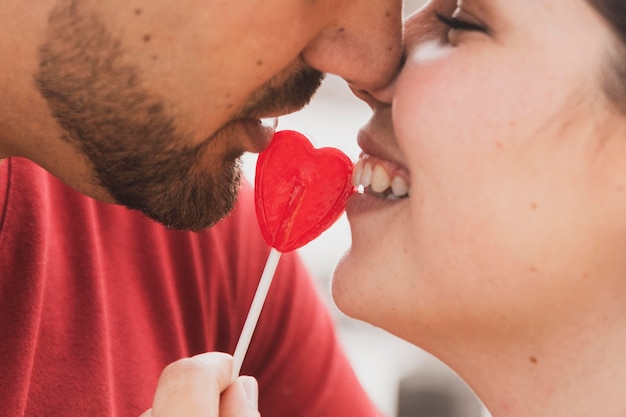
top-left (333, 0), bottom-right (626, 347)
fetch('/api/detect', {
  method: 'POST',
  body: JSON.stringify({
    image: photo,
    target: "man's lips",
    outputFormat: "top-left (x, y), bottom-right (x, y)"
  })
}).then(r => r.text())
top-left (236, 117), bottom-right (278, 154)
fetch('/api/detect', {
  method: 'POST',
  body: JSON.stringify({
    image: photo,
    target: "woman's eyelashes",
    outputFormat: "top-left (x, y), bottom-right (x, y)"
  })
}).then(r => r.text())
top-left (436, 11), bottom-right (488, 35)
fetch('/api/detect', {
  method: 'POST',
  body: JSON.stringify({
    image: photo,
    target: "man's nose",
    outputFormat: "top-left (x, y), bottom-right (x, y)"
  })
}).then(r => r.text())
top-left (301, 0), bottom-right (403, 92)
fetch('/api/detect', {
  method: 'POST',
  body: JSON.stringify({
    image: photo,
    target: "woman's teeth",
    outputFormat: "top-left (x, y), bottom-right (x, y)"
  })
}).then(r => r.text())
top-left (352, 155), bottom-right (409, 200)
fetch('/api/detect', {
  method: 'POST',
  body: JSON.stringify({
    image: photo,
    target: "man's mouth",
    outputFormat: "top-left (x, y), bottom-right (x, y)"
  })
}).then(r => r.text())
top-left (352, 154), bottom-right (410, 200)
top-left (230, 117), bottom-right (278, 154)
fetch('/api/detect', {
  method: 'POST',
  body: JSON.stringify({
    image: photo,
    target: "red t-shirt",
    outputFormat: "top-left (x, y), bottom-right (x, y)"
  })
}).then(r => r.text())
top-left (0, 157), bottom-right (378, 417)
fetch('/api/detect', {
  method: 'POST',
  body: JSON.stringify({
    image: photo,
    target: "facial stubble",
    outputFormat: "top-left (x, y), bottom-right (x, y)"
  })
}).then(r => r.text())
top-left (36, 1), bottom-right (324, 231)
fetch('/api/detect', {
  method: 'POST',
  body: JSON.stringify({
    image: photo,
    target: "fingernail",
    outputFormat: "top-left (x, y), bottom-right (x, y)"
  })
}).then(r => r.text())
top-left (241, 376), bottom-right (258, 408)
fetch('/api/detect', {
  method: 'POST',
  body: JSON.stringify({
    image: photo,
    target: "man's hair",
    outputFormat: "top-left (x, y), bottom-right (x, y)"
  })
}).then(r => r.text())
top-left (587, 0), bottom-right (626, 112)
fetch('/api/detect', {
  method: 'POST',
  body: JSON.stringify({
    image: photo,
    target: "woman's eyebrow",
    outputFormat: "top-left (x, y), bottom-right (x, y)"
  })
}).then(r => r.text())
top-left (461, 0), bottom-right (495, 18)
top-left (461, 0), bottom-right (506, 34)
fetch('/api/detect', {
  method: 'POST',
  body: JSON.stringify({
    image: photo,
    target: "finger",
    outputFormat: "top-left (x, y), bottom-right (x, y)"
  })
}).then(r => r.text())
top-left (150, 352), bottom-right (233, 417)
top-left (219, 376), bottom-right (260, 417)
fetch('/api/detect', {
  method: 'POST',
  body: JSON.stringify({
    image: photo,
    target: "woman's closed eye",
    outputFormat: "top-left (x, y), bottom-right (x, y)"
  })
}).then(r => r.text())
top-left (436, 8), bottom-right (490, 45)
top-left (436, 12), bottom-right (486, 32)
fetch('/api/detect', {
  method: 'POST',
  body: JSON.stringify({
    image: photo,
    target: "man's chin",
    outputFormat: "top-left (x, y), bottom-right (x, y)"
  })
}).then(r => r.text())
top-left (116, 169), bottom-right (242, 231)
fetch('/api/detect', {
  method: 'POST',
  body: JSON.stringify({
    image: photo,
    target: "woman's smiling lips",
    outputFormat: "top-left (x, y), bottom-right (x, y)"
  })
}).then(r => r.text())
top-left (352, 154), bottom-right (410, 199)
top-left (351, 128), bottom-right (411, 200)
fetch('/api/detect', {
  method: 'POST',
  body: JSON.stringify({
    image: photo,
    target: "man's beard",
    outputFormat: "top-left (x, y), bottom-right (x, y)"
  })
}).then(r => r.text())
top-left (35, 0), bottom-right (324, 231)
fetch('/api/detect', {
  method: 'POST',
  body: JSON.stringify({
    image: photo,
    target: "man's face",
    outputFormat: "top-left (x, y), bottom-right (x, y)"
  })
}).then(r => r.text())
top-left (35, 0), bottom-right (402, 230)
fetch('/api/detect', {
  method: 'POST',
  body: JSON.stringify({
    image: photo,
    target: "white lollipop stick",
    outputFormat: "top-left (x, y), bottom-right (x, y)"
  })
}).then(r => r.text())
top-left (230, 247), bottom-right (282, 383)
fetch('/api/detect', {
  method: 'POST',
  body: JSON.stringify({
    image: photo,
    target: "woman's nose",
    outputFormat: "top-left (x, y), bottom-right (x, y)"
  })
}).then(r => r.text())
top-left (301, 0), bottom-right (403, 92)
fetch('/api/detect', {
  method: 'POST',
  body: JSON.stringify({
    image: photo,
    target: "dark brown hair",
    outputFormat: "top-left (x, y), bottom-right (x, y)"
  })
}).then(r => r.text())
top-left (587, 0), bottom-right (626, 111)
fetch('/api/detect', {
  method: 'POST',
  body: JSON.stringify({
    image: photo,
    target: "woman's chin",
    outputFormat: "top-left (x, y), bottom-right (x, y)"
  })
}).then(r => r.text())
top-left (330, 250), bottom-right (364, 320)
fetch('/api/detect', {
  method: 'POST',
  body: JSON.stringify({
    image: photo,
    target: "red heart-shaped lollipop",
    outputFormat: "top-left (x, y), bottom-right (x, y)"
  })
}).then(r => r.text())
top-left (255, 130), bottom-right (355, 252)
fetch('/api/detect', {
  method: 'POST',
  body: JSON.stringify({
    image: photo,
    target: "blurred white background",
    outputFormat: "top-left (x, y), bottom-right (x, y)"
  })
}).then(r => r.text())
top-left (243, 1), bottom-right (489, 416)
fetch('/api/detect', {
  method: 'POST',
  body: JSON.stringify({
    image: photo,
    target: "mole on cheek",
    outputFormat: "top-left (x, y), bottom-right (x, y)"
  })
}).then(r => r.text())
top-left (143, 34), bottom-right (151, 43)
top-left (529, 356), bottom-right (538, 364)
top-left (134, 8), bottom-right (142, 16)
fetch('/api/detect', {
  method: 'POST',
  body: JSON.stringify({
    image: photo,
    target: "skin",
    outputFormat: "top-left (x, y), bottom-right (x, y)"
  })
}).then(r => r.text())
top-left (334, 1), bottom-right (626, 416)
top-left (0, 0), bottom-right (402, 230)
top-left (141, 353), bottom-right (260, 417)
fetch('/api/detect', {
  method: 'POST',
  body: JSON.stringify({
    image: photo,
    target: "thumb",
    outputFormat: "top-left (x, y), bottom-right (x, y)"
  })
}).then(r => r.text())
top-left (220, 376), bottom-right (259, 417)
top-left (238, 376), bottom-right (259, 409)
